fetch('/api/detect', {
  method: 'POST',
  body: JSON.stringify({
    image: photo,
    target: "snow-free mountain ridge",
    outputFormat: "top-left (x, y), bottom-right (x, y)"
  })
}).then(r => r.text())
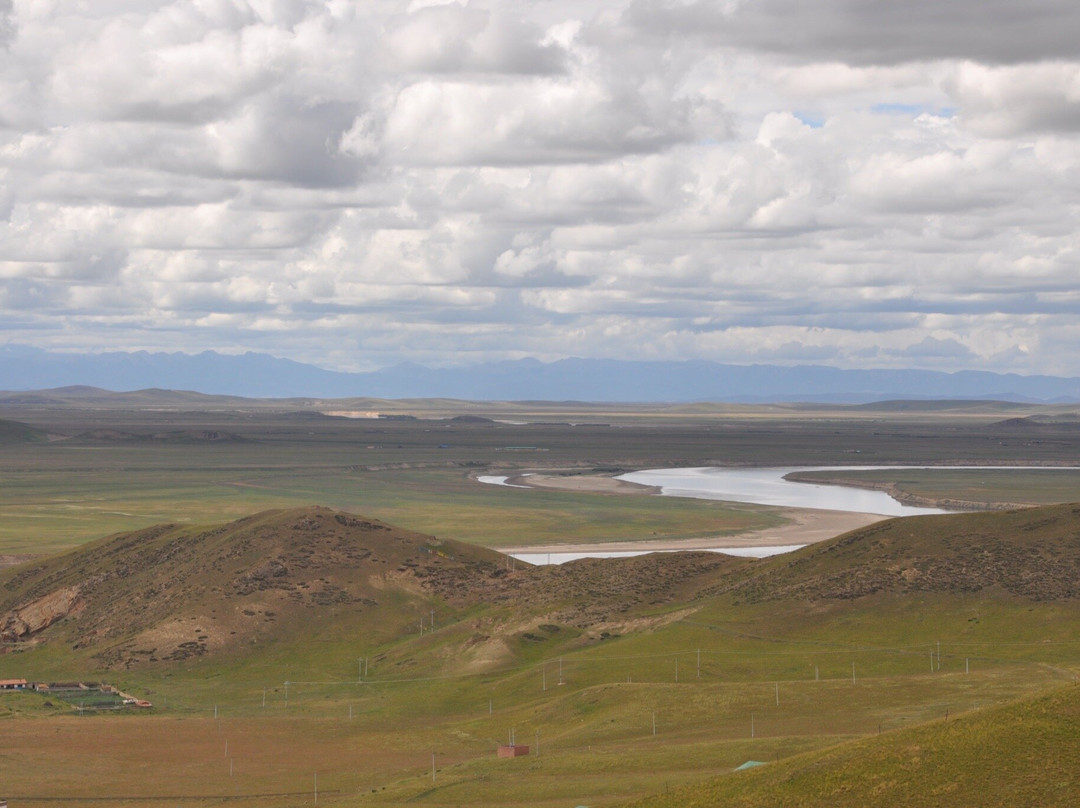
top-left (2, 346), bottom-right (1078, 403)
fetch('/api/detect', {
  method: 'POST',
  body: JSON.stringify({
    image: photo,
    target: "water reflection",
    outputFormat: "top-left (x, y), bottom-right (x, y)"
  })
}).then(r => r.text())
top-left (617, 466), bottom-right (948, 516)
top-left (510, 545), bottom-right (804, 566)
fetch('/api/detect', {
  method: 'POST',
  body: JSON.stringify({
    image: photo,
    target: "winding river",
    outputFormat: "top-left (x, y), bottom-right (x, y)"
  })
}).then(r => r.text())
top-left (479, 465), bottom-right (1041, 564)
top-left (616, 466), bottom-right (949, 517)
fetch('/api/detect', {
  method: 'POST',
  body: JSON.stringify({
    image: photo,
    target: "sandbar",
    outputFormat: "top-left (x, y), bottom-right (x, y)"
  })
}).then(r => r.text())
top-left (501, 508), bottom-right (884, 554)
top-left (505, 473), bottom-right (660, 496)
top-left (497, 470), bottom-right (885, 555)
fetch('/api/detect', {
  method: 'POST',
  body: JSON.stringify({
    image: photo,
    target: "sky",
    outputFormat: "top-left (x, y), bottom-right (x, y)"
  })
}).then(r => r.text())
top-left (2, 0), bottom-right (1079, 374)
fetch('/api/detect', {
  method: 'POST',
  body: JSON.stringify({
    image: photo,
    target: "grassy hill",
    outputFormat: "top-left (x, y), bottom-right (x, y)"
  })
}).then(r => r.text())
top-left (0, 507), bottom-right (505, 668)
top-left (0, 416), bottom-right (50, 444)
top-left (722, 504), bottom-right (1080, 603)
top-left (4, 504), bottom-right (1080, 679)
top-left (624, 683), bottom-right (1080, 808)
top-left (0, 506), bottom-right (743, 673)
top-left (2, 504), bottom-right (1080, 807)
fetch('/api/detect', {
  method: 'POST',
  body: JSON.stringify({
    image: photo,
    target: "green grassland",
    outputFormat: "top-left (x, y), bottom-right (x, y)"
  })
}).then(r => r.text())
top-left (0, 460), bottom-right (782, 555)
top-left (4, 399), bottom-right (1080, 555)
top-left (625, 684), bottom-right (1080, 808)
top-left (786, 467), bottom-right (1080, 509)
top-left (2, 398), bottom-right (1080, 806)
top-left (3, 599), bottom-right (1076, 807)
top-left (2, 505), bottom-right (1080, 806)
top-left (1, 592), bottom-right (1075, 807)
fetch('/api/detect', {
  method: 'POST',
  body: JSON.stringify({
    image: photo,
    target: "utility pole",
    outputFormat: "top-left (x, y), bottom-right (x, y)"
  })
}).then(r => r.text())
top-left (697, 648), bottom-right (701, 678)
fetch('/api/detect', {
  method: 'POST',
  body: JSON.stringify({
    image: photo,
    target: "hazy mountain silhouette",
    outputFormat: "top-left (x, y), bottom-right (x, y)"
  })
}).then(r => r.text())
top-left (2, 345), bottom-right (1078, 403)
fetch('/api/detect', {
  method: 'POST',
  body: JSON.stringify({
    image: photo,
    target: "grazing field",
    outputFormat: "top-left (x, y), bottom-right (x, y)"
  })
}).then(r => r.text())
top-left (2, 504), bottom-right (1080, 806)
top-left (2, 598), bottom-right (1076, 807)
top-left (625, 684), bottom-right (1080, 808)
top-left (1, 395), bottom-right (1080, 806)
top-left (4, 396), bottom-right (1080, 556)
top-left (786, 467), bottom-right (1080, 509)
top-left (0, 461), bottom-right (783, 556)
top-left (1, 596), bottom-right (1075, 807)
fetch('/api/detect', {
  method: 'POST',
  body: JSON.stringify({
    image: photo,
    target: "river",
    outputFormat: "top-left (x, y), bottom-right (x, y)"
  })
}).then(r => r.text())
top-left (481, 465), bottom-right (986, 565)
top-left (616, 466), bottom-right (950, 517)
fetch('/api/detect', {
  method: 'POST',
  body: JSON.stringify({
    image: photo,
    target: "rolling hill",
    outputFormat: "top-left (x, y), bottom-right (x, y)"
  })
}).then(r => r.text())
top-left (720, 504), bottom-right (1080, 604)
top-left (0, 417), bottom-right (51, 444)
top-left (4, 504), bottom-right (1080, 673)
top-left (2, 504), bottom-right (1080, 806)
top-left (0, 506), bottom-right (743, 671)
top-left (625, 683), bottom-right (1080, 808)
top-left (0, 508), bottom-right (503, 668)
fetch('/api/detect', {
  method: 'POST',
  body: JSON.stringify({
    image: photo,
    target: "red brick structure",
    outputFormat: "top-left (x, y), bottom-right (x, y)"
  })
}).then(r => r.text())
top-left (497, 744), bottom-right (530, 758)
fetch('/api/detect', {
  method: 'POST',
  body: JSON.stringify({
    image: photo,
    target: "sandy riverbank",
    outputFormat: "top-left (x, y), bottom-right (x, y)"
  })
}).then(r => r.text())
top-left (505, 473), bottom-right (660, 496)
top-left (495, 470), bottom-right (886, 553)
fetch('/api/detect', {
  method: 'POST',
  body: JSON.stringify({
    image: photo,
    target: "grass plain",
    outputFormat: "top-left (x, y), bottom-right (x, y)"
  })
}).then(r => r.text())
top-left (1, 394), bottom-right (1080, 806)
top-left (4, 395), bottom-right (1080, 554)
top-left (786, 467), bottom-right (1080, 509)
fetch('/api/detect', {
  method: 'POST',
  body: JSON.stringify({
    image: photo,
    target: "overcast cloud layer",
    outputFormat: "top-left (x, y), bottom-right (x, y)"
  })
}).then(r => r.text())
top-left (2, 0), bottom-right (1079, 374)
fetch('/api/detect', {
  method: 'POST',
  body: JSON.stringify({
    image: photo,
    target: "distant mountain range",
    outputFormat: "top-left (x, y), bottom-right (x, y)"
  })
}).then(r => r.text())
top-left (2, 345), bottom-right (1079, 403)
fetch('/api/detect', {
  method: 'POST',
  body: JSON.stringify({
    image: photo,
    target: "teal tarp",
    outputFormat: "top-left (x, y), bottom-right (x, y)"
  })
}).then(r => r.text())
top-left (734, 760), bottom-right (768, 771)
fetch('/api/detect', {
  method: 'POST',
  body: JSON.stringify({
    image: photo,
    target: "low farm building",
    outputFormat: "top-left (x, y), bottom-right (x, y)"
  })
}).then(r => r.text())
top-left (497, 744), bottom-right (530, 758)
top-left (2, 680), bottom-right (152, 709)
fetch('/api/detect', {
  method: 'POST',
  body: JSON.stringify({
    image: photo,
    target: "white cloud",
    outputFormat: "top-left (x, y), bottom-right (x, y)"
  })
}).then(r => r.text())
top-left (946, 61), bottom-right (1080, 136)
top-left (0, 0), bottom-right (1079, 375)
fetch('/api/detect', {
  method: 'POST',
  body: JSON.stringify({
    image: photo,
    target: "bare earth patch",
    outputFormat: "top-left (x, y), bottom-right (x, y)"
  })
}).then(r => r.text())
top-left (506, 473), bottom-right (660, 496)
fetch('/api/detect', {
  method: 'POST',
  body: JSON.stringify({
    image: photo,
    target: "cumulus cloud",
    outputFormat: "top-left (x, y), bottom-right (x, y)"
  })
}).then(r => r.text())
top-left (383, 5), bottom-right (567, 75)
top-left (1, 0), bottom-right (1079, 376)
top-left (946, 61), bottom-right (1080, 136)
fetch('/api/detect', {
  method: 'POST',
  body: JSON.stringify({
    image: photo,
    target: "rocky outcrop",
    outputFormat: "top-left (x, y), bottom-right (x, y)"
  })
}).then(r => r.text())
top-left (0, 586), bottom-right (81, 642)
